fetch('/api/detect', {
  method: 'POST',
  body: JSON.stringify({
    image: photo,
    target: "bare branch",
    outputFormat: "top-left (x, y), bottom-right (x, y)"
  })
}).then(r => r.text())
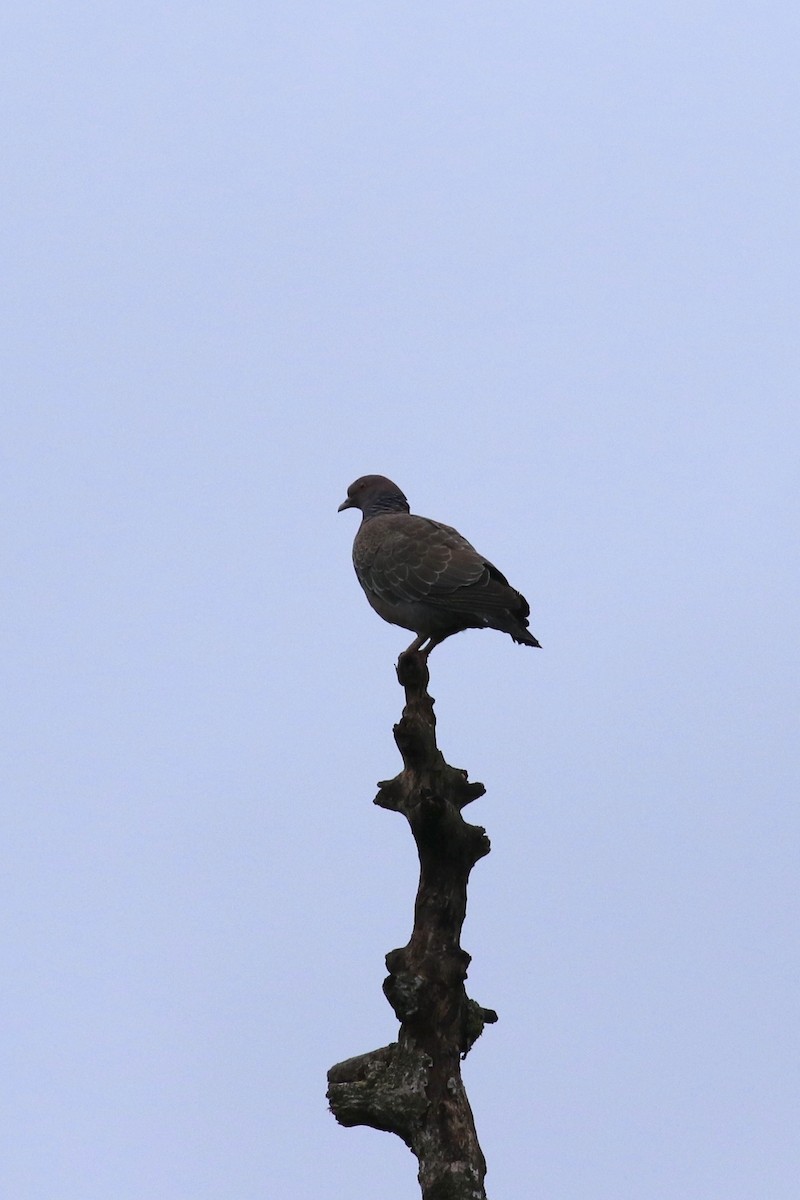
top-left (328, 650), bottom-right (496, 1200)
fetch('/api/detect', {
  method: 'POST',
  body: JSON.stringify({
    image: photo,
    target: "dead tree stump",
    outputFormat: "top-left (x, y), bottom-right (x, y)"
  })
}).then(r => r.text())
top-left (327, 650), bottom-right (498, 1200)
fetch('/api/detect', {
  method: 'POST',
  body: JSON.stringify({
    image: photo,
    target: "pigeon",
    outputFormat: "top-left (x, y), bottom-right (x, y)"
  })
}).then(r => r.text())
top-left (338, 474), bottom-right (541, 656)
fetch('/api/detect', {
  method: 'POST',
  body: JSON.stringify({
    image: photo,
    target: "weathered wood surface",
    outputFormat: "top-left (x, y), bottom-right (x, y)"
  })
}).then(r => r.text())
top-left (327, 651), bottom-right (497, 1200)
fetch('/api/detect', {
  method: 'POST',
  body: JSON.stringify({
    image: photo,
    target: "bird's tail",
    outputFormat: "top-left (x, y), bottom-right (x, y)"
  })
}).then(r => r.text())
top-left (512, 627), bottom-right (542, 648)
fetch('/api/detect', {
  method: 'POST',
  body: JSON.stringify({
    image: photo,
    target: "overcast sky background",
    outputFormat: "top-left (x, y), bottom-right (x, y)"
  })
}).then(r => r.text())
top-left (3, 4), bottom-right (799, 1198)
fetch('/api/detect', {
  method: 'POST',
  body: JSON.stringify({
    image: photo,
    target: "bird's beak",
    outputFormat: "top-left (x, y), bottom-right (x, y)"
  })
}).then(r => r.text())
top-left (338, 497), bottom-right (355, 512)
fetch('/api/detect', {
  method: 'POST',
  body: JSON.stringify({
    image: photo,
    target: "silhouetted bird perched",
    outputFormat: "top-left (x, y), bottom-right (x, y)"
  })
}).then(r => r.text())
top-left (338, 475), bottom-right (541, 656)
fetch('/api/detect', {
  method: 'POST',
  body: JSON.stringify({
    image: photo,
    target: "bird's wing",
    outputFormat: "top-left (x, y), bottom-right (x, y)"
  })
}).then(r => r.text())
top-left (357, 515), bottom-right (514, 611)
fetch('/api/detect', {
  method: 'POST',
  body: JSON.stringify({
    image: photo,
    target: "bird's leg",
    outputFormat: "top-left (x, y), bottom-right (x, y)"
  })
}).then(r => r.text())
top-left (402, 631), bottom-right (451, 658)
top-left (403, 634), bottom-right (429, 655)
top-left (420, 634), bottom-right (446, 658)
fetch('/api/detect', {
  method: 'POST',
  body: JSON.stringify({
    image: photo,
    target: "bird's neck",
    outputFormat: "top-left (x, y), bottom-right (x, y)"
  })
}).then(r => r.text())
top-left (362, 495), bottom-right (410, 520)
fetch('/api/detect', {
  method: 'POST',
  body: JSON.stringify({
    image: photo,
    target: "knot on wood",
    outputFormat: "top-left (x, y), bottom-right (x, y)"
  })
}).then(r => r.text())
top-left (461, 999), bottom-right (499, 1058)
top-left (327, 1043), bottom-right (431, 1147)
top-left (383, 969), bottom-right (425, 1021)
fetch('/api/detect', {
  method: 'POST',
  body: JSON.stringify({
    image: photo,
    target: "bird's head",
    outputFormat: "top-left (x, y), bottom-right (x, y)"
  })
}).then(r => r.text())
top-left (338, 475), bottom-right (410, 519)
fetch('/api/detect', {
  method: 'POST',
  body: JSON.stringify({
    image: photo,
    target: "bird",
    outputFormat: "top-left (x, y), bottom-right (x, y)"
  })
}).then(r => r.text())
top-left (338, 474), bottom-right (541, 656)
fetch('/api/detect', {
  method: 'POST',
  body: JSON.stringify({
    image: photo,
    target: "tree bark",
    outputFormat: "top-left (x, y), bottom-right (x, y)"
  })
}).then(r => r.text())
top-left (327, 650), bottom-right (498, 1200)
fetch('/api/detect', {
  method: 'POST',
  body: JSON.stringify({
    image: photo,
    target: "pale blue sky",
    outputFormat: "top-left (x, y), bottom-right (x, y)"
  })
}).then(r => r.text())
top-left (3, 4), bottom-right (799, 1198)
